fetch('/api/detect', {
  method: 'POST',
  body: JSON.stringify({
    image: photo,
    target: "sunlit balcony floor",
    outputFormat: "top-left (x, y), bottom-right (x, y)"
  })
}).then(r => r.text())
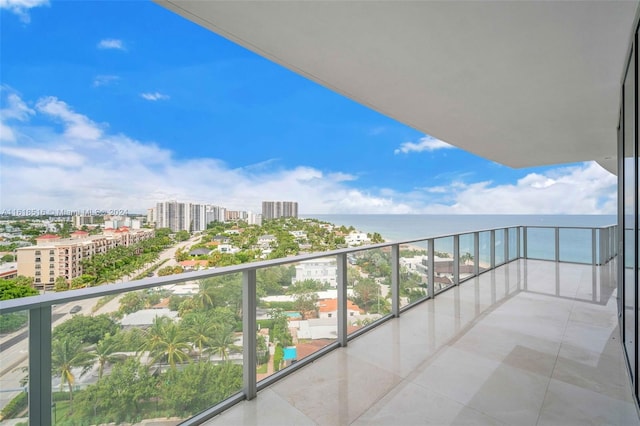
top-left (204, 259), bottom-right (638, 426)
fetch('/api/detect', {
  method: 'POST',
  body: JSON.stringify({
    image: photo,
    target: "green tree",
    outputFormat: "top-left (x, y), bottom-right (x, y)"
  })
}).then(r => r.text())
top-left (75, 358), bottom-right (157, 423)
top-left (369, 232), bottom-right (385, 243)
top-left (53, 314), bottom-right (118, 345)
top-left (0, 312), bottom-right (28, 333)
top-left (51, 337), bottom-right (94, 403)
top-left (207, 326), bottom-right (241, 361)
top-left (0, 277), bottom-right (38, 300)
top-left (287, 279), bottom-right (327, 294)
top-left (461, 251), bottom-right (474, 265)
top-left (273, 343), bottom-right (284, 372)
top-left (119, 291), bottom-right (145, 314)
top-left (293, 292), bottom-right (319, 319)
top-left (141, 316), bottom-right (191, 368)
top-left (70, 274), bottom-right (96, 289)
top-left (54, 276), bottom-right (69, 291)
top-left (162, 362), bottom-right (242, 417)
top-left (91, 333), bottom-right (124, 379)
top-left (182, 311), bottom-right (216, 360)
top-left (175, 230), bottom-right (191, 241)
top-left (269, 309), bottom-right (293, 347)
top-left (351, 277), bottom-right (382, 313)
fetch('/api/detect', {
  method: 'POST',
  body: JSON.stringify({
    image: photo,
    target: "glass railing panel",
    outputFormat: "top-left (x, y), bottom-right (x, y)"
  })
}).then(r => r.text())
top-left (559, 228), bottom-right (592, 264)
top-left (478, 231), bottom-right (491, 273)
top-left (508, 227), bottom-right (518, 261)
top-left (399, 240), bottom-right (430, 309)
top-left (458, 233), bottom-right (475, 282)
top-left (347, 247), bottom-right (392, 334)
top-left (47, 275), bottom-right (244, 425)
top-left (434, 237), bottom-right (455, 294)
top-left (525, 227), bottom-right (555, 261)
top-left (0, 309), bottom-right (30, 424)
top-left (257, 257), bottom-right (338, 381)
top-left (494, 229), bottom-right (505, 266)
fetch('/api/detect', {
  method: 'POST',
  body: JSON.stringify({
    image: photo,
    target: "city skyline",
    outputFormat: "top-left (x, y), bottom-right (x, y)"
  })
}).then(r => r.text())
top-left (0, 0), bottom-right (617, 215)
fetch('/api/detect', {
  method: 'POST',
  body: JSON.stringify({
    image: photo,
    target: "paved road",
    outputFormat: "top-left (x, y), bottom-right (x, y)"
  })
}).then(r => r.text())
top-left (0, 313), bottom-right (64, 353)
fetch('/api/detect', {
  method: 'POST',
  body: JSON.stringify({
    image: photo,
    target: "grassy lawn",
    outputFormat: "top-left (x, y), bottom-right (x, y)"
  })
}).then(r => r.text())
top-left (257, 363), bottom-right (268, 374)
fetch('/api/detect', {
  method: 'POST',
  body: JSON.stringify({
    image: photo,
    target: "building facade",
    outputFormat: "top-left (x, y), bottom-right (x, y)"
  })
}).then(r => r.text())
top-left (16, 228), bottom-right (154, 289)
top-left (262, 201), bottom-right (298, 220)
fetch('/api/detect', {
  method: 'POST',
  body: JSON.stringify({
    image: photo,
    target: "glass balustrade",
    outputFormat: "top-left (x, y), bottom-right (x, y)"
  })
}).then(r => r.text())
top-left (0, 224), bottom-right (617, 425)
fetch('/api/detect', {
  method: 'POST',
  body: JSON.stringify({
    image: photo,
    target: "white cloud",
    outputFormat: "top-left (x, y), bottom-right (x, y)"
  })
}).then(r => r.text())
top-left (140, 92), bottom-right (170, 101)
top-left (36, 96), bottom-right (103, 140)
top-left (93, 75), bottom-right (120, 87)
top-left (421, 162), bottom-right (616, 214)
top-left (0, 89), bottom-right (35, 142)
top-left (0, 92), bottom-right (617, 215)
top-left (97, 39), bottom-right (125, 50)
top-left (394, 135), bottom-right (454, 154)
top-left (0, 0), bottom-right (48, 23)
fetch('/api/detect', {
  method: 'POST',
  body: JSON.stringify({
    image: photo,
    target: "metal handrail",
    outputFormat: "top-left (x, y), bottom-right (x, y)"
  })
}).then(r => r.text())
top-left (0, 223), bottom-right (618, 425)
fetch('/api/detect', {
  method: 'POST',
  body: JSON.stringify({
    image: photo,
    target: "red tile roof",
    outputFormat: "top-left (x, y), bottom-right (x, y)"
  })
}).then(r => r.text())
top-left (36, 234), bottom-right (59, 239)
top-left (318, 298), bottom-right (363, 313)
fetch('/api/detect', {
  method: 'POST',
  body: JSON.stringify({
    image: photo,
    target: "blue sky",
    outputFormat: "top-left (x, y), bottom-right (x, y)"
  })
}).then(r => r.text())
top-left (0, 0), bottom-right (617, 214)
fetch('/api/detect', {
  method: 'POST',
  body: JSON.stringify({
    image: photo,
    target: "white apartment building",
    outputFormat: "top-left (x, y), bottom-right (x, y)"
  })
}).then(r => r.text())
top-left (291, 258), bottom-right (338, 288)
top-left (154, 201), bottom-right (231, 231)
top-left (345, 232), bottom-right (370, 246)
top-left (261, 201), bottom-right (298, 220)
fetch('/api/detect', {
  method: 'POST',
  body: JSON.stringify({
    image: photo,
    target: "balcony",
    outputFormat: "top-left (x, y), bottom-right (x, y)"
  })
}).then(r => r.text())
top-left (205, 258), bottom-right (636, 425)
top-left (0, 224), bottom-right (632, 425)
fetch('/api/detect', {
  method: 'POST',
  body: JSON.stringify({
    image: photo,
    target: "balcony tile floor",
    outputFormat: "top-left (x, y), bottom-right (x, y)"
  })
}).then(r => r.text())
top-left (204, 259), bottom-right (639, 425)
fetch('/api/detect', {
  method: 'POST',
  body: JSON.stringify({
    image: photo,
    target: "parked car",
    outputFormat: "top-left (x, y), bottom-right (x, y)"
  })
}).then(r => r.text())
top-left (70, 305), bottom-right (82, 314)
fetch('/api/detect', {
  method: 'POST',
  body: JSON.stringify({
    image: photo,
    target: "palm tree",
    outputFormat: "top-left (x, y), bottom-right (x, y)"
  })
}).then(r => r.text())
top-left (461, 252), bottom-right (474, 265)
top-left (141, 316), bottom-right (190, 369)
top-left (207, 326), bottom-right (241, 361)
top-left (91, 333), bottom-right (123, 379)
top-left (51, 337), bottom-right (94, 403)
top-left (183, 312), bottom-right (216, 360)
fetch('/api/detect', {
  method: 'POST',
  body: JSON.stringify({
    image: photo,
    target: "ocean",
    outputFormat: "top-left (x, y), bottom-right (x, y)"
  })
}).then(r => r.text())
top-left (302, 214), bottom-right (617, 264)
top-left (304, 214), bottom-right (617, 242)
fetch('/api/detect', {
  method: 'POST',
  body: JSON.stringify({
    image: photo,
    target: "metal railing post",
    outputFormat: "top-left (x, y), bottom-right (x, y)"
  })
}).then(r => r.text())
top-left (504, 229), bottom-right (509, 263)
top-left (242, 269), bottom-right (257, 400)
top-left (453, 235), bottom-right (460, 285)
top-left (391, 244), bottom-right (400, 317)
top-left (29, 306), bottom-right (52, 426)
top-left (592, 228), bottom-right (598, 266)
top-left (490, 230), bottom-right (496, 269)
top-left (428, 239), bottom-right (435, 297)
top-left (523, 226), bottom-right (528, 259)
top-left (337, 253), bottom-right (348, 346)
top-left (473, 232), bottom-right (480, 276)
top-left (555, 227), bottom-right (560, 263)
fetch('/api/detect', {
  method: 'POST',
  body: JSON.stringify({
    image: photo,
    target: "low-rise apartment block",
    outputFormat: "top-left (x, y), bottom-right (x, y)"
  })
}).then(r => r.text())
top-left (17, 228), bottom-right (154, 290)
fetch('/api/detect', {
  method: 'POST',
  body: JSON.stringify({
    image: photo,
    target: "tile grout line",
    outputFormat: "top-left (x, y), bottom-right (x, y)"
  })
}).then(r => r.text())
top-left (534, 266), bottom-right (581, 426)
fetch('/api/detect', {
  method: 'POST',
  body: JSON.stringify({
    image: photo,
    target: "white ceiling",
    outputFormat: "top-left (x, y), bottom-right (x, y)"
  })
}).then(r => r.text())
top-left (157, 1), bottom-right (638, 174)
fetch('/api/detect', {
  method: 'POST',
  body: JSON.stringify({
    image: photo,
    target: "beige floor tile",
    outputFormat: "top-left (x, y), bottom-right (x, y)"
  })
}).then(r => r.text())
top-left (203, 389), bottom-right (316, 426)
top-left (269, 350), bottom-right (402, 425)
top-left (353, 381), bottom-right (506, 426)
top-left (202, 260), bottom-right (638, 426)
top-left (537, 379), bottom-right (640, 426)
